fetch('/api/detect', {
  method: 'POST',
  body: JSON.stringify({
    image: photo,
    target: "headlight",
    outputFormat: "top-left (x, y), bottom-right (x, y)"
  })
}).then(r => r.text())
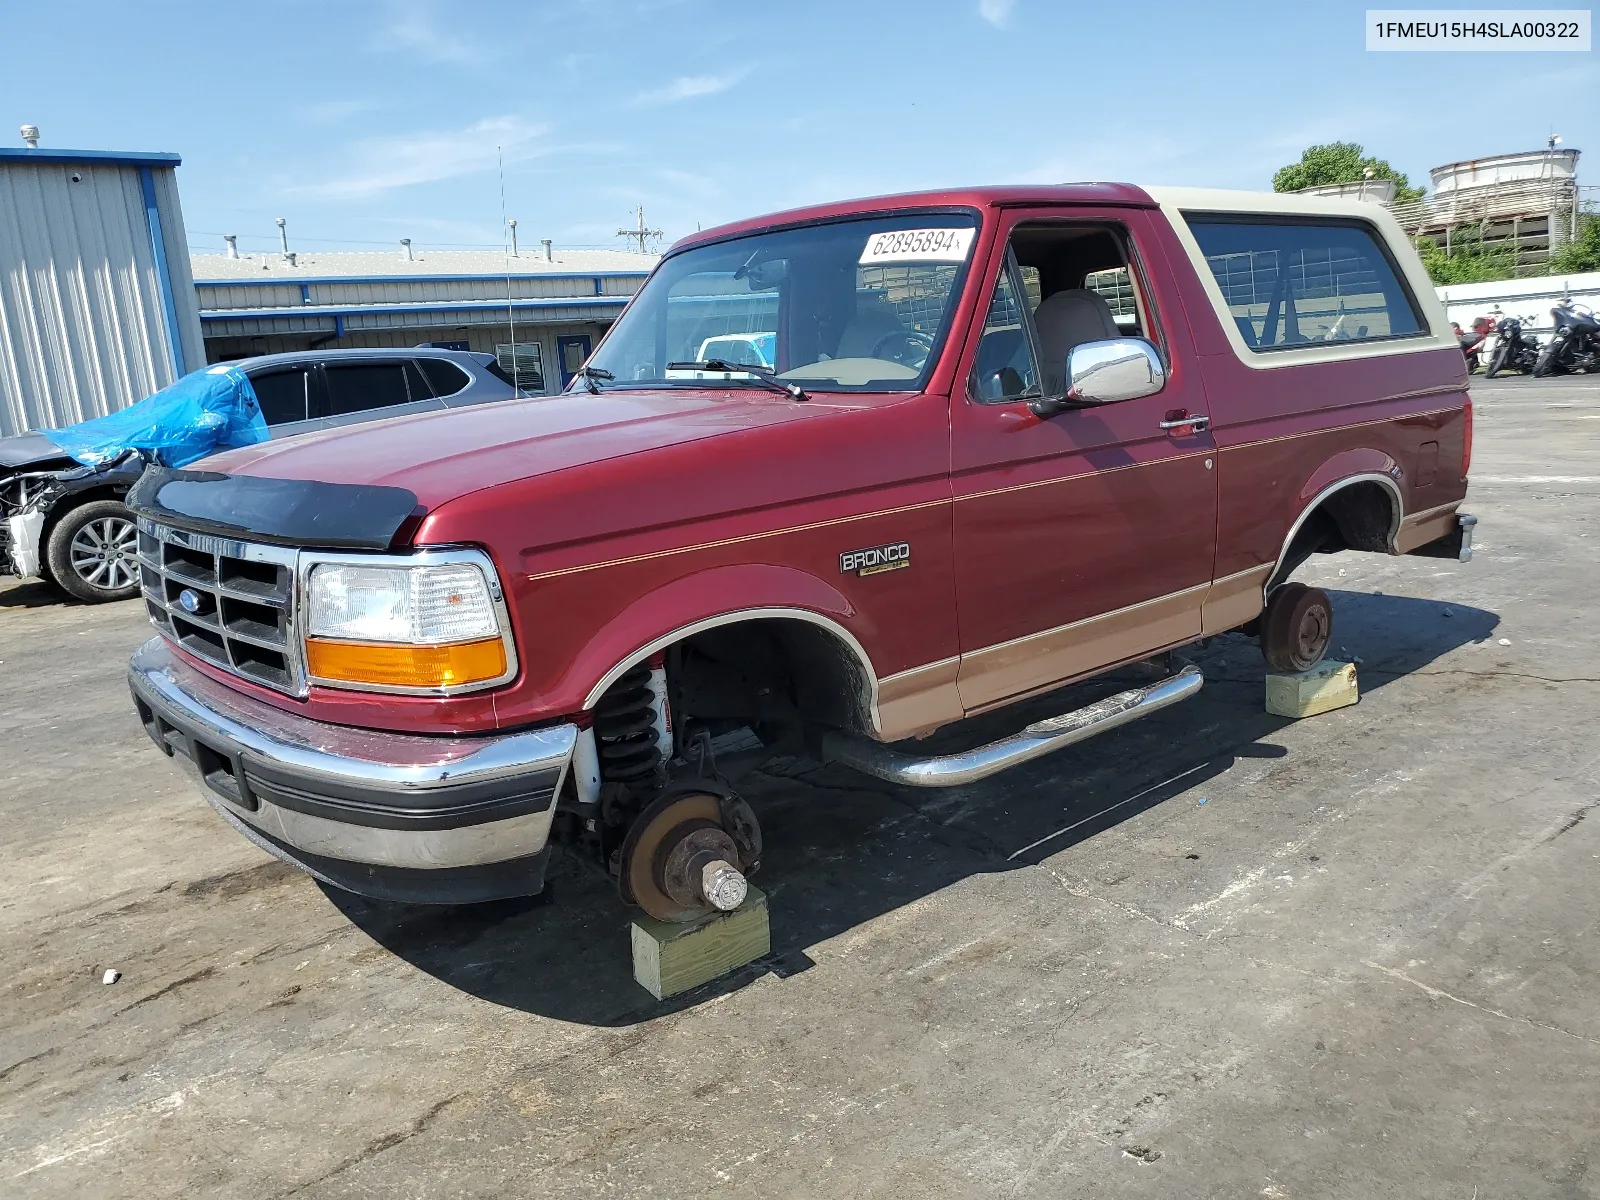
top-left (303, 553), bottom-right (515, 693)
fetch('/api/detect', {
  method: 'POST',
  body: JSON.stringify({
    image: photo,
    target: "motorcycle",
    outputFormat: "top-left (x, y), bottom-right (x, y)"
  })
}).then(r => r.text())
top-left (1456, 316), bottom-right (1493, 373)
top-left (1483, 315), bottom-right (1541, 378)
top-left (1533, 299), bottom-right (1600, 376)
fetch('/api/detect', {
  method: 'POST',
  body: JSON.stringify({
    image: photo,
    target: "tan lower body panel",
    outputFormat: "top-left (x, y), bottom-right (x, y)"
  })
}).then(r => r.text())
top-left (955, 584), bottom-right (1207, 713)
top-left (1395, 501), bottom-right (1461, 554)
top-left (1200, 563), bottom-right (1273, 636)
top-left (875, 657), bottom-right (964, 742)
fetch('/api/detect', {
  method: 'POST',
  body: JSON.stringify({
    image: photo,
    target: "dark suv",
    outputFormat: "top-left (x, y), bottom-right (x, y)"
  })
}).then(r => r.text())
top-left (1, 347), bottom-right (521, 603)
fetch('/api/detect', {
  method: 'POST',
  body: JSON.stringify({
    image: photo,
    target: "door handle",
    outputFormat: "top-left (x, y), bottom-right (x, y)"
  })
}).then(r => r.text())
top-left (1159, 413), bottom-right (1210, 432)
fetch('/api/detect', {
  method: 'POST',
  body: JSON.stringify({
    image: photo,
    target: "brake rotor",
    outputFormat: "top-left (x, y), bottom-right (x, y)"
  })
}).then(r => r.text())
top-left (619, 792), bottom-right (750, 923)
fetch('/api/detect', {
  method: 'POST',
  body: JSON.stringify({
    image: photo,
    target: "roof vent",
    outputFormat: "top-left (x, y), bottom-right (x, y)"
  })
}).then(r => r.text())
top-left (275, 216), bottom-right (290, 259)
top-left (508, 219), bottom-right (519, 257)
top-left (542, 238), bottom-right (553, 262)
top-left (20, 124), bottom-right (39, 149)
top-left (286, 251), bottom-right (297, 268)
top-left (401, 237), bottom-right (415, 262)
top-left (223, 234), bottom-right (239, 259)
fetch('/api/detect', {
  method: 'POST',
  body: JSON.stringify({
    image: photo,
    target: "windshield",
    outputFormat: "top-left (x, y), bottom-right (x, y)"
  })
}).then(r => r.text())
top-left (581, 212), bottom-right (980, 393)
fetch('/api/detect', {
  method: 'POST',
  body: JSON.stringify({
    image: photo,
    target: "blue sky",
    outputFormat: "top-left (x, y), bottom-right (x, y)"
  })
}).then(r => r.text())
top-left (4, 0), bottom-right (1594, 256)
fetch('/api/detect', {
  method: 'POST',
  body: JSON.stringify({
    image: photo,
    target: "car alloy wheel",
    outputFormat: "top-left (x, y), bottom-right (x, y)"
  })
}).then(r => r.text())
top-left (45, 499), bottom-right (143, 603)
top-left (70, 515), bottom-right (139, 592)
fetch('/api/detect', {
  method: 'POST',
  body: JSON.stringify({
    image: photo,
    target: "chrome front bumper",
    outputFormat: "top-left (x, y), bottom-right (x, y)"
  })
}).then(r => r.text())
top-left (129, 637), bottom-right (577, 904)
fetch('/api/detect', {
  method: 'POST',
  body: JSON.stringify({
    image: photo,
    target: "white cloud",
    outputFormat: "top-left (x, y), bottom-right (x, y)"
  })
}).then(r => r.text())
top-left (292, 116), bottom-right (549, 201)
top-left (631, 70), bottom-right (749, 106)
top-left (978, 0), bottom-right (1014, 28)
top-left (376, 2), bottom-right (484, 65)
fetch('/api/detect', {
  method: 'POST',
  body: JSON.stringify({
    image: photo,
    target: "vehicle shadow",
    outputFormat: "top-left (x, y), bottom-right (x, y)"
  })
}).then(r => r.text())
top-left (0, 578), bottom-right (67, 608)
top-left (323, 589), bottom-right (1498, 1026)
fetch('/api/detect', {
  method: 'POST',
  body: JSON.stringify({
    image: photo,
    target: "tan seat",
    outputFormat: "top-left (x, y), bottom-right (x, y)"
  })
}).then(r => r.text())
top-left (1033, 288), bottom-right (1119, 395)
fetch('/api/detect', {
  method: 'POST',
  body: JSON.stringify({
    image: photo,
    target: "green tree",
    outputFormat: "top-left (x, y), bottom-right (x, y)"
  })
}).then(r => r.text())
top-left (1417, 226), bottom-right (1518, 285)
top-left (1549, 204), bottom-right (1600, 274)
top-left (1272, 142), bottom-right (1426, 205)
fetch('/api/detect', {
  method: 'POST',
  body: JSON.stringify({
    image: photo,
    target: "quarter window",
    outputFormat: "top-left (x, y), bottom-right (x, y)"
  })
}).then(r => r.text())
top-left (417, 357), bottom-right (471, 397)
top-left (1186, 218), bottom-right (1425, 349)
top-left (972, 256), bottom-right (1039, 403)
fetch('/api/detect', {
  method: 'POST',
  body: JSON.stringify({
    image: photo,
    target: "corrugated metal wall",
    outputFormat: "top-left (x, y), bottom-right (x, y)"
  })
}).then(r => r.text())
top-left (0, 159), bottom-right (204, 437)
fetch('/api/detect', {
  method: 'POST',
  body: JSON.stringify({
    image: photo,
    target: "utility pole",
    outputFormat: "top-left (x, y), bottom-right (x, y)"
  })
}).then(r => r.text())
top-left (617, 205), bottom-right (662, 255)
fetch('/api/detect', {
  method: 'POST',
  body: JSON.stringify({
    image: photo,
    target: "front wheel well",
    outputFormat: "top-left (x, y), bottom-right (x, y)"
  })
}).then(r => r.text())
top-left (39, 485), bottom-right (131, 546)
top-left (665, 617), bottom-right (877, 748)
top-left (1267, 479), bottom-right (1399, 591)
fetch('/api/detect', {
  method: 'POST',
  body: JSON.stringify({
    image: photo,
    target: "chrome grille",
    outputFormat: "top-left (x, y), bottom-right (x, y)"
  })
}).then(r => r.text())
top-left (136, 518), bottom-right (303, 695)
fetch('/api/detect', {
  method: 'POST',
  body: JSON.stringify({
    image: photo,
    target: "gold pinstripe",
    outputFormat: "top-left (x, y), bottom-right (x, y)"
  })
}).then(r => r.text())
top-left (525, 403), bottom-right (1463, 583)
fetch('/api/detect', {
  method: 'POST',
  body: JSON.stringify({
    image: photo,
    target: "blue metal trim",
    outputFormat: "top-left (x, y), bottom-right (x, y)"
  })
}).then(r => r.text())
top-left (194, 271), bottom-right (650, 288)
top-left (139, 166), bottom-right (187, 377)
top-left (593, 278), bottom-right (603, 295)
top-left (0, 147), bottom-right (182, 166)
top-left (334, 314), bottom-right (345, 339)
top-left (197, 296), bottom-right (629, 322)
top-left (300, 283), bottom-right (311, 303)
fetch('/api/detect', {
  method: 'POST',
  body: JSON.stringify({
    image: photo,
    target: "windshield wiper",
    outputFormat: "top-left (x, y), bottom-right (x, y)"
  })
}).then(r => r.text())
top-left (665, 360), bottom-right (808, 401)
top-left (575, 365), bottom-right (614, 394)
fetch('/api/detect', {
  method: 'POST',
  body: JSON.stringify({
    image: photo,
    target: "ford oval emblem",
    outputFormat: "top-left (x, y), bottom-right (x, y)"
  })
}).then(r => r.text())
top-left (177, 588), bottom-right (203, 614)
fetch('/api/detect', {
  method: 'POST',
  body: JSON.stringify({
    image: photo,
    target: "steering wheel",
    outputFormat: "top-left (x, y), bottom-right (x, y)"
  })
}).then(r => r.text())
top-left (869, 329), bottom-right (934, 368)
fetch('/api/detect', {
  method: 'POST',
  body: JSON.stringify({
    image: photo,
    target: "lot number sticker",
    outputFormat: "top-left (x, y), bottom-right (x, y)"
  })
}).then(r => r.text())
top-left (859, 227), bottom-right (975, 265)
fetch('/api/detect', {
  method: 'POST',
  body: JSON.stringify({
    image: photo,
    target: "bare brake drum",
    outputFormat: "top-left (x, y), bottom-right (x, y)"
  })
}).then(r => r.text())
top-left (1260, 582), bottom-right (1333, 673)
top-left (618, 790), bottom-right (761, 923)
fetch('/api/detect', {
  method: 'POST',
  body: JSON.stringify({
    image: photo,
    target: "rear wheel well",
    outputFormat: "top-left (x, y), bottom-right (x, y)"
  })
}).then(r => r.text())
top-left (1267, 480), bottom-right (1398, 591)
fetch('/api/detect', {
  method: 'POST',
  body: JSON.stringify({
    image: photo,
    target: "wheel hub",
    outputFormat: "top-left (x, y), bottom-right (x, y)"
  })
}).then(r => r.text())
top-left (619, 791), bottom-right (758, 922)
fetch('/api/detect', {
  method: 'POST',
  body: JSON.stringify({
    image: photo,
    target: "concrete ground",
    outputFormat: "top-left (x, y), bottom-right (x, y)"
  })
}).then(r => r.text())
top-left (2, 375), bottom-right (1597, 1198)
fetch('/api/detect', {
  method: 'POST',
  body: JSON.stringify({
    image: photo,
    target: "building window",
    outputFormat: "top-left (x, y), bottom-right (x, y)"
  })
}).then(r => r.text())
top-left (495, 342), bottom-right (545, 391)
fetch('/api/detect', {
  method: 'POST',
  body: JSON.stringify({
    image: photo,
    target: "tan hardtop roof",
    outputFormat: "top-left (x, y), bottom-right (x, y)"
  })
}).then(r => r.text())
top-left (1143, 186), bottom-right (1395, 220)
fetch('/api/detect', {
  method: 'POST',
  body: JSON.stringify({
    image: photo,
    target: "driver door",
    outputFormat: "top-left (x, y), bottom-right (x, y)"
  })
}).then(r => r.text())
top-left (950, 208), bottom-right (1218, 711)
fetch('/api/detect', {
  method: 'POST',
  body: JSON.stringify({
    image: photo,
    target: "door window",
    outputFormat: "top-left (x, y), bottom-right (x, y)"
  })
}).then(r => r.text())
top-left (323, 360), bottom-right (430, 416)
top-left (972, 257), bottom-right (1039, 403)
top-left (247, 368), bottom-right (311, 425)
top-left (1185, 218), bottom-right (1426, 348)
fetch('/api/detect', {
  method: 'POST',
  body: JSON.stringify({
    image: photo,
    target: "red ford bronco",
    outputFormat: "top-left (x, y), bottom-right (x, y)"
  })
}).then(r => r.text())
top-left (128, 184), bottom-right (1473, 922)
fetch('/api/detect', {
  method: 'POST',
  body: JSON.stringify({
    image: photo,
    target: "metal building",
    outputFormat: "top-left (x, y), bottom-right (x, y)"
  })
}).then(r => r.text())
top-left (0, 144), bottom-right (205, 437)
top-left (192, 243), bottom-right (658, 394)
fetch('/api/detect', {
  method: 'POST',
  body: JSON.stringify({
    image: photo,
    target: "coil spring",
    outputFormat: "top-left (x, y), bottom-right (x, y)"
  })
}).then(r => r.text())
top-left (594, 663), bottom-right (664, 784)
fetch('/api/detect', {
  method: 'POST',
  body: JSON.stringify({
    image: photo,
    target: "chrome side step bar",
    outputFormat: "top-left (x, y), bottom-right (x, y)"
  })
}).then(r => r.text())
top-left (823, 665), bottom-right (1204, 788)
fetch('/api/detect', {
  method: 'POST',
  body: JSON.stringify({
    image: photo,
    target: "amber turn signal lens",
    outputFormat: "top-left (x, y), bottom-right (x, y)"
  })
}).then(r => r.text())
top-left (305, 637), bottom-right (508, 690)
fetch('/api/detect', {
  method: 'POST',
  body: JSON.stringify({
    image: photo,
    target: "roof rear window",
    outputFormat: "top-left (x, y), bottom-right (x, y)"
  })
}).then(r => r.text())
top-left (1186, 217), bottom-right (1426, 350)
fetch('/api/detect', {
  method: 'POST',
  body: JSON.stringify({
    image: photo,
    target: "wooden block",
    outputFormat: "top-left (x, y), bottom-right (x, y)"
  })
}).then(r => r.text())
top-left (631, 886), bottom-right (770, 1000)
top-left (1265, 660), bottom-right (1359, 719)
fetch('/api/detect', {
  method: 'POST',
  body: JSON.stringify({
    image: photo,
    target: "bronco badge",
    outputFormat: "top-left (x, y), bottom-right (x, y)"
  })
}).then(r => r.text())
top-left (840, 541), bottom-right (910, 577)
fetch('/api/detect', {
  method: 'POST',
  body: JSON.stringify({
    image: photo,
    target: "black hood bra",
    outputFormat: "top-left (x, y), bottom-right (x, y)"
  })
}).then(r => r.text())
top-left (127, 467), bottom-right (421, 551)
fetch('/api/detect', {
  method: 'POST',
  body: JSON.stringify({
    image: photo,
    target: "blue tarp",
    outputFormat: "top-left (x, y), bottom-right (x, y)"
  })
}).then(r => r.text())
top-left (43, 364), bottom-right (269, 470)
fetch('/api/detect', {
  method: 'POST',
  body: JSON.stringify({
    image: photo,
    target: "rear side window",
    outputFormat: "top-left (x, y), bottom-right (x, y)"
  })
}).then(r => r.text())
top-left (323, 360), bottom-right (430, 416)
top-left (248, 368), bottom-right (310, 425)
top-left (1186, 218), bottom-right (1425, 350)
top-left (417, 357), bottom-right (471, 397)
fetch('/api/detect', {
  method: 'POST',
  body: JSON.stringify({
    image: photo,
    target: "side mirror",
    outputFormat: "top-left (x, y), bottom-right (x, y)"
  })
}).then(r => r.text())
top-left (1027, 337), bottom-right (1165, 416)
